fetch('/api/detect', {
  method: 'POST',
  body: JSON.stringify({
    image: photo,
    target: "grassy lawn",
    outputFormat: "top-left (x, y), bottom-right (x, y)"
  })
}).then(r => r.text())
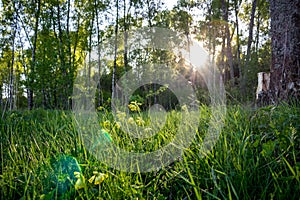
top-left (0, 105), bottom-right (299, 199)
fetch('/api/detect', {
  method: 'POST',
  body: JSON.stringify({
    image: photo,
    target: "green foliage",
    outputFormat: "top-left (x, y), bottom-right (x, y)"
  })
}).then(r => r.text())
top-left (0, 105), bottom-right (299, 199)
top-left (0, 0), bottom-right (274, 107)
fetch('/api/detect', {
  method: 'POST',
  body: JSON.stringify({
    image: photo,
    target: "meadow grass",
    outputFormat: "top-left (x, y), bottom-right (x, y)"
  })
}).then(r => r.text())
top-left (0, 104), bottom-right (299, 199)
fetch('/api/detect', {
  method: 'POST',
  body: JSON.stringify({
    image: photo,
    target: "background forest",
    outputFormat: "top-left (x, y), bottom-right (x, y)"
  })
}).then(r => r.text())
top-left (0, 0), bottom-right (271, 110)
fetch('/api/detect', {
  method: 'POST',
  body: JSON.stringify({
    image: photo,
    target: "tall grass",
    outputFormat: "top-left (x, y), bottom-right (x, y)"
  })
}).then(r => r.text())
top-left (0, 105), bottom-right (299, 199)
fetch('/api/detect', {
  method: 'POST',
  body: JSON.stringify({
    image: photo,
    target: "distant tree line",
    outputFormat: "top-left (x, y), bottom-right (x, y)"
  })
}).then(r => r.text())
top-left (0, 0), bottom-right (298, 111)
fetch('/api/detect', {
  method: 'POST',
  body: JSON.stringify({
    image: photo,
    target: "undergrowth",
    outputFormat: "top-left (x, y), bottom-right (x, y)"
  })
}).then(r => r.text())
top-left (0, 104), bottom-right (299, 199)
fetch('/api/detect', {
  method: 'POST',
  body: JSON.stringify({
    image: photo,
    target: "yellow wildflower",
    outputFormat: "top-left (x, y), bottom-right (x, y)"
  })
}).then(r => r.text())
top-left (136, 117), bottom-right (145, 126)
top-left (115, 121), bottom-right (121, 129)
top-left (127, 117), bottom-right (135, 124)
top-left (181, 105), bottom-right (188, 112)
top-left (74, 171), bottom-right (85, 190)
top-left (128, 101), bottom-right (142, 112)
top-left (103, 120), bottom-right (111, 129)
top-left (116, 111), bottom-right (126, 120)
top-left (88, 171), bottom-right (108, 185)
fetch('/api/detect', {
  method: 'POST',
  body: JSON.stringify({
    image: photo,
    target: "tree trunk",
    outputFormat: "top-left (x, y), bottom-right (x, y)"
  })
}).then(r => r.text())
top-left (88, 13), bottom-right (94, 91)
top-left (269, 0), bottom-right (300, 103)
top-left (95, 0), bottom-right (103, 107)
top-left (0, 83), bottom-right (2, 111)
top-left (9, 1), bottom-right (18, 111)
top-left (123, 0), bottom-right (129, 73)
top-left (112, 0), bottom-right (119, 101)
top-left (66, 0), bottom-right (72, 109)
top-left (220, 34), bottom-right (226, 81)
top-left (51, 8), bottom-right (58, 108)
top-left (28, 0), bottom-right (41, 110)
top-left (57, 5), bottom-right (67, 109)
top-left (241, 0), bottom-right (257, 97)
top-left (71, 5), bottom-right (82, 109)
top-left (255, 8), bottom-right (261, 53)
top-left (234, 0), bottom-right (242, 83)
top-left (123, 0), bottom-right (129, 106)
top-left (9, 38), bottom-right (15, 111)
top-left (221, 0), bottom-right (235, 83)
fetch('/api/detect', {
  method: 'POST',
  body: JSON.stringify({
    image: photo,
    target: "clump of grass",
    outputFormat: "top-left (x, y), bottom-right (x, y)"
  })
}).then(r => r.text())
top-left (0, 104), bottom-right (299, 199)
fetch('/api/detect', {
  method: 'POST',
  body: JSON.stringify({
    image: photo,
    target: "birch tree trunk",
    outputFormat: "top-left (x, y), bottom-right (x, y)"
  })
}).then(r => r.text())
top-left (28, 0), bottom-right (41, 110)
top-left (269, 0), bottom-right (300, 103)
top-left (112, 0), bottom-right (119, 100)
top-left (9, 23), bottom-right (16, 111)
top-left (95, 0), bottom-right (103, 107)
top-left (0, 83), bottom-right (2, 110)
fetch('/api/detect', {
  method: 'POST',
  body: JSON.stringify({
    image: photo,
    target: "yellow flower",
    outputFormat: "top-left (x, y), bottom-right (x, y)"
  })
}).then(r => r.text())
top-left (74, 171), bottom-right (81, 178)
top-left (181, 105), bottom-right (188, 112)
top-left (103, 120), bottom-right (111, 129)
top-left (94, 173), bottom-right (108, 185)
top-left (97, 106), bottom-right (105, 111)
top-left (88, 171), bottom-right (108, 185)
top-left (128, 101), bottom-right (142, 112)
top-left (136, 117), bottom-right (145, 126)
top-left (115, 121), bottom-right (121, 129)
top-left (74, 171), bottom-right (86, 190)
top-left (144, 127), bottom-right (152, 132)
top-left (116, 111), bottom-right (126, 120)
top-left (127, 117), bottom-right (135, 124)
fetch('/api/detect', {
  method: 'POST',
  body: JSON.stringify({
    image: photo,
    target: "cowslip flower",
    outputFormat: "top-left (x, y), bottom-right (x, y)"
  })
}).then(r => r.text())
top-left (135, 116), bottom-right (145, 126)
top-left (103, 120), bottom-right (111, 129)
top-left (115, 121), bottom-right (121, 129)
top-left (88, 171), bottom-right (108, 185)
top-left (127, 117), bottom-right (135, 124)
top-left (116, 111), bottom-right (126, 121)
top-left (181, 105), bottom-right (188, 112)
top-left (128, 101), bottom-right (142, 112)
top-left (74, 171), bottom-right (86, 190)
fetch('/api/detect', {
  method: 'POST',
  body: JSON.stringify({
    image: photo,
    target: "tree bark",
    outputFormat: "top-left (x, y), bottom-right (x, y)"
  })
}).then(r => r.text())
top-left (234, 0), bottom-right (242, 83)
top-left (8, 0), bottom-right (20, 111)
top-left (66, 0), bottom-right (72, 109)
top-left (123, 0), bottom-right (129, 73)
top-left (0, 83), bottom-right (2, 111)
top-left (87, 23), bottom-right (93, 109)
top-left (255, 8), bottom-right (261, 53)
top-left (269, 0), bottom-right (300, 103)
top-left (28, 0), bottom-right (41, 110)
top-left (9, 29), bottom-right (16, 111)
top-left (112, 0), bottom-right (119, 100)
top-left (123, 0), bottom-right (130, 106)
top-left (95, 0), bottom-right (103, 107)
top-left (57, 5), bottom-right (68, 109)
top-left (241, 0), bottom-right (257, 96)
top-left (221, 0), bottom-right (235, 83)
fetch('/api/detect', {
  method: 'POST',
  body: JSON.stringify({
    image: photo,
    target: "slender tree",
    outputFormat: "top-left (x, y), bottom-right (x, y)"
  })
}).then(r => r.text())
top-left (241, 0), bottom-right (257, 96)
top-left (94, 0), bottom-right (104, 107)
top-left (221, 0), bottom-right (234, 83)
top-left (8, 1), bottom-right (17, 110)
top-left (233, 0), bottom-right (242, 83)
top-left (28, 0), bottom-right (41, 110)
top-left (112, 0), bottom-right (120, 101)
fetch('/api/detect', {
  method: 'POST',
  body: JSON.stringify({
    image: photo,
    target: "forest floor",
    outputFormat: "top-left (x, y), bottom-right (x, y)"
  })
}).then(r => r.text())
top-left (0, 104), bottom-right (299, 199)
